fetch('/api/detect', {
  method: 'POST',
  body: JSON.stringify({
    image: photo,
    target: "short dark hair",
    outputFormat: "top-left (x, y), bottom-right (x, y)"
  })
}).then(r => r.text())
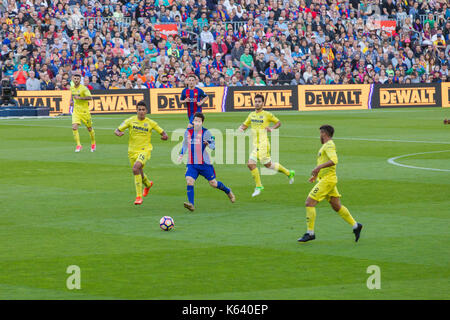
top-left (320, 125), bottom-right (334, 137)
top-left (136, 100), bottom-right (147, 109)
top-left (193, 112), bottom-right (204, 122)
top-left (254, 94), bottom-right (264, 102)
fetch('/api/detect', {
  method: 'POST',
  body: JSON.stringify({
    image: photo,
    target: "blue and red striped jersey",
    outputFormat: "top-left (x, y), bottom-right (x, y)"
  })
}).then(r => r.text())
top-left (180, 127), bottom-right (215, 165)
top-left (180, 87), bottom-right (208, 119)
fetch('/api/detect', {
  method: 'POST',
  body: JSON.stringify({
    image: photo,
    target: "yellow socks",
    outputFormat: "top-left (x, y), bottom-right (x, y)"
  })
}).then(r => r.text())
top-left (337, 205), bottom-right (357, 227)
top-left (250, 168), bottom-right (262, 187)
top-left (306, 207), bottom-right (316, 235)
top-left (142, 174), bottom-right (152, 188)
top-left (73, 129), bottom-right (81, 146)
top-left (134, 175), bottom-right (143, 198)
top-left (89, 129), bottom-right (96, 145)
top-left (274, 162), bottom-right (290, 176)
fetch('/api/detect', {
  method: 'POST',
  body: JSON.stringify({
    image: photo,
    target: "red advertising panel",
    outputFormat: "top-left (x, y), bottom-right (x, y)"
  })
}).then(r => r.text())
top-left (154, 24), bottom-right (178, 39)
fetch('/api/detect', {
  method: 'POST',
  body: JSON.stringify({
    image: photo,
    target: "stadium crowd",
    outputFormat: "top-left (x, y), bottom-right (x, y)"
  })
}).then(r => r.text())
top-left (0, 0), bottom-right (449, 90)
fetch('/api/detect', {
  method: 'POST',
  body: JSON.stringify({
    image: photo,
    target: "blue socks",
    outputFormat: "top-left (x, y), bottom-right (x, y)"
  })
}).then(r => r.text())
top-left (187, 182), bottom-right (230, 206)
top-left (187, 185), bottom-right (194, 205)
top-left (216, 181), bottom-right (230, 194)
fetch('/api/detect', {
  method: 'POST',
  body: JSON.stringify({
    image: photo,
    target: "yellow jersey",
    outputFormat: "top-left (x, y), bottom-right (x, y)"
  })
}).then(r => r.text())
top-left (118, 116), bottom-right (163, 152)
top-left (317, 140), bottom-right (338, 181)
top-left (243, 110), bottom-right (280, 147)
top-left (71, 84), bottom-right (91, 113)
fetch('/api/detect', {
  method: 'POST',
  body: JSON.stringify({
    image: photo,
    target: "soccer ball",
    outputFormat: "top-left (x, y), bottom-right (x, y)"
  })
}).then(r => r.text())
top-left (160, 216), bottom-right (174, 231)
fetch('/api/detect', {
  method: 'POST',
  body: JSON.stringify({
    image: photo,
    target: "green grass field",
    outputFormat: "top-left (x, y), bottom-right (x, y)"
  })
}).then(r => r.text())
top-left (0, 108), bottom-right (449, 300)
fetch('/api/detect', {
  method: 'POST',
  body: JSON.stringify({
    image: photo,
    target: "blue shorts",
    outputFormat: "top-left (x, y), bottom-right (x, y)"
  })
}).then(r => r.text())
top-left (188, 114), bottom-right (194, 125)
top-left (186, 164), bottom-right (216, 181)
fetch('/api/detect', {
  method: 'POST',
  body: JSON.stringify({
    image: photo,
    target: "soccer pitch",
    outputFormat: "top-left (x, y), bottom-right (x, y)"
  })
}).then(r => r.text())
top-left (0, 108), bottom-right (449, 300)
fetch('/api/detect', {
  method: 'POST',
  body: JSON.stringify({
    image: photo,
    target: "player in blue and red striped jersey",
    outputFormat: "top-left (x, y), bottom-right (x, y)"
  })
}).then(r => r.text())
top-left (179, 74), bottom-right (209, 128)
top-left (178, 112), bottom-right (235, 211)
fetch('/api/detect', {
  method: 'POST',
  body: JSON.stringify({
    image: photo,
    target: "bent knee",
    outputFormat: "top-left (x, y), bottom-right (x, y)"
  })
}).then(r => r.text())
top-left (264, 162), bottom-right (272, 168)
top-left (305, 198), bottom-right (316, 207)
top-left (132, 164), bottom-right (142, 174)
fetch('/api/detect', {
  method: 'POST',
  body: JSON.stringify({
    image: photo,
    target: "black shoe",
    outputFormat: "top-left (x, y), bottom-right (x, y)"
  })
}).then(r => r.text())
top-left (353, 223), bottom-right (363, 242)
top-left (297, 233), bottom-right (315, 242)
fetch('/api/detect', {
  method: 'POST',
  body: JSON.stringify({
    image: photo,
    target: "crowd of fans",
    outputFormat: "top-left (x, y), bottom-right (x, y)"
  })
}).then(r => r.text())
top-left (0, 0), bottom-right (449, 91)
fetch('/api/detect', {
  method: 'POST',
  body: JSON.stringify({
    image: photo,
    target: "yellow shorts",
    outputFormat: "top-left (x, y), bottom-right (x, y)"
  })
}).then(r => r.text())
top-left (308, 178), bottom-right (341, 202)
top-left (72, 111), bottom-right (92, 128)
top-left (249, 144), bottom-right (271, 165)
top-left (128, 150), bottom-right (151, 167)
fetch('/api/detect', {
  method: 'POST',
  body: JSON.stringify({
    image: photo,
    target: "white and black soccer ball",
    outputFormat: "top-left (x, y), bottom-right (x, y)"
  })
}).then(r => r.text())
top-left (160, 216), bottom-right (174, 231)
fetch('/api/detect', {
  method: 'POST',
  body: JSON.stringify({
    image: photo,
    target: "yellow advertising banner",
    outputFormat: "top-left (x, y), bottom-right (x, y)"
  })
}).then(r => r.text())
top-left (298, 85), bottom-right (371, 111)
top-left (89, 90), bottom-right (149, 114)
top-left (16, 90), bottom-right (71, 115)
top-left (226, 86), bottom-right (298, 111)
top-left (442, 82), bottom-right (450, 108)
top-left (149, 87), bottom-right (224, 114)
top-left (16, 89), bottom-right (149, 115)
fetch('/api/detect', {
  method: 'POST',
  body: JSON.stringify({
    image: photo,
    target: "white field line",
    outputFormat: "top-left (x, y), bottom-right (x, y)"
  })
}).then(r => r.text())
top-left (1, 122), bottom-right (449, 145)
top-left (387, 150), bottom-right (450, 172)
top-left (0, 107), bottom-right (444, 121)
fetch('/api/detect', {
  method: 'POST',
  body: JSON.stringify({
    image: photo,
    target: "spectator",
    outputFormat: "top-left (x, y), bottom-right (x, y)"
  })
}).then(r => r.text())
top-left (231, 41), bottom-right (244, 68)
top-left (230, 75), bottom-right (242, 86)
top-left (211, 37), bottom-right (228, 59)
top-left (239, 47), bottom-right (254, 79)
top-left (26, 70), bottom-right (41, 91)
top-left (13, 64), bottom-right (28, 90)
top-left (40, 73), bottom-right (55, 90)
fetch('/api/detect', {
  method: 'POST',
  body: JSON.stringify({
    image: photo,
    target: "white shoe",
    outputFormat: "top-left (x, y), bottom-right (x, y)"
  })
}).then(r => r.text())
top-left (252, 187), bottom-right (264, 197)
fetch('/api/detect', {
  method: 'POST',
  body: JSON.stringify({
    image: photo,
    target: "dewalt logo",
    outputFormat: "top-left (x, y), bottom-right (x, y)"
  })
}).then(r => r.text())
top-left (379, 88), bottom-right (436, 106)
top-left (150, 87), bottom-right (224, 114)
top-left (17, 90), bottom-right (72, 115)
top-left (233, 90), bottom-right (292, 109)
top-left (298, 85), bottom-right (370, 111)
top-left (305, 90), bottom-right (363, 107)
top-left (89, 92), bottom-right (146, 113)
top-left (17, 96), bottom-right (64, 113)
top-left (226, 86), bottom-right (298, 111)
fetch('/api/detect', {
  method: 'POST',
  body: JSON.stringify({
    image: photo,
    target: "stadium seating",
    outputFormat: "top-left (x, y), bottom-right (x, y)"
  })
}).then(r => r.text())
top-left (0, 0), bottom-right (448, 89)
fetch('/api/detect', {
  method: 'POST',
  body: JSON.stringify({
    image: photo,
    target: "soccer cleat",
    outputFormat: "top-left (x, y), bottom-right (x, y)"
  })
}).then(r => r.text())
top-left (134, 197), bottom-right (143, 205)
top-left (297, 233), bottom-right (316, 242)
top-left (288, 170), bottom-right (295, 184)
top-left (183, 202), bottom-right (195, 212)
top-left (227, 190), bottom-right (236, 203)
top-left (444, 119), bottom-right (448, 124)
top-left (143, 181), bottom-right (154, 197)
top-left (252, 186), bottom-right (264, 197)
top-left (91, 144), bottom-right (96, 152)
top-left (75, 145), bottom-right (82, 152)
top-left (353, 223), bottom-right (363, 242)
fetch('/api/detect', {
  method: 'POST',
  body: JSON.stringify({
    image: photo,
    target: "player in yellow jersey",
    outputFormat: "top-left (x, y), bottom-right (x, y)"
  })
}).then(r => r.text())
top-left (114, 101), bottom-right (168, 205)
top-left (71, 73), bottom-right (95, 152)
top-left (298, 125), bottom-right (363, 243)
top-left (238, 94), bottom-right (295, 197)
